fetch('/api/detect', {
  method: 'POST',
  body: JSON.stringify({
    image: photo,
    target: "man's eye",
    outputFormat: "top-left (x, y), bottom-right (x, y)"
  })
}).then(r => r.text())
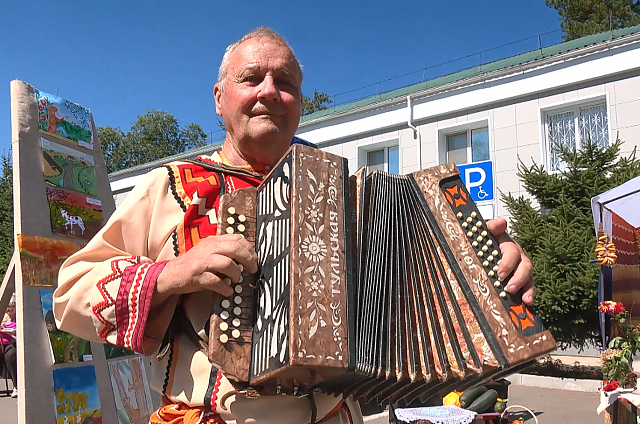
top-left (244, 76), bottom-right (261, 84)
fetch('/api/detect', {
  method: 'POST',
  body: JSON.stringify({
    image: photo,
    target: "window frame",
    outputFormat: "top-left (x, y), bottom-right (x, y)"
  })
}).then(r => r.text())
top-left (540, 94), bottom-right (611, 172)
top-left (438, 118), bottom-right (491, 166)
top-left (358, 138), bottom-right (401, 174)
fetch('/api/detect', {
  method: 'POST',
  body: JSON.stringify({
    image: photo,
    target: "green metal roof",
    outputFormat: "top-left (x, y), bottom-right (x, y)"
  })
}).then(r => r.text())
top-left (300, 24), bottom-right (640, 124)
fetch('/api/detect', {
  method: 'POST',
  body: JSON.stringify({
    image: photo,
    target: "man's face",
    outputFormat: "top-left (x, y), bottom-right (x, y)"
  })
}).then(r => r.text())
top-left (214, 37), bottom-right (303, 167)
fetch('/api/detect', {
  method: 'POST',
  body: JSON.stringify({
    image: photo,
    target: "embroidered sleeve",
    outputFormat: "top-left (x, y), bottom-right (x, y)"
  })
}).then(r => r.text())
top-left (54, 168), bottom-right (181, 355)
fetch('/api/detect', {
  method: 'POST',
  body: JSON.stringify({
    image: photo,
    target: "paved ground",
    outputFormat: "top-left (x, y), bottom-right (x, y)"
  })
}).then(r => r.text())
top-left (0, 382), bottom-right (603, 424)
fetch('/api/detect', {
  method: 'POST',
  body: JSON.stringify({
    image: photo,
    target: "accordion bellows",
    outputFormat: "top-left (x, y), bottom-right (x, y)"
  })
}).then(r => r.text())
top-left (208, 145), bottom-right (555, 404)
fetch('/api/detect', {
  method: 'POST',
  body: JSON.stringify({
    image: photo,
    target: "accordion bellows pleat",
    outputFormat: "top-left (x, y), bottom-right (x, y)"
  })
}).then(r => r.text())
top-left (208, 145), bottom-right (556, 404)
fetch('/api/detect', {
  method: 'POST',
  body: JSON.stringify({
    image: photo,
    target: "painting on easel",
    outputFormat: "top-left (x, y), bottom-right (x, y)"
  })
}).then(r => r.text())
top-left (42, 137), bottom-right (98, 197)
top-left (18, 234), bottom-right (82, 287)
top-left (108, 357), bottom-right (153, 424)
top-left (46, 187), bottom-right (103, 240)
top-left (35, 89), bottom-right (94, 150)
top-left (53, 365), bottom-right (102, 424)
top-left (40, 289), bottom-right (93, 364)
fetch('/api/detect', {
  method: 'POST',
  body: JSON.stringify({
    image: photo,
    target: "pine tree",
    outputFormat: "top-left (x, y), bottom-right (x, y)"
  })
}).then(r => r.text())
top-left (503, 136), bottom-right (640, 350)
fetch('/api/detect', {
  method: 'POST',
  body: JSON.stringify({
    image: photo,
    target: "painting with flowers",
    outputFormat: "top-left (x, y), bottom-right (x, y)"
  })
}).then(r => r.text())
top-left (598, 301), bottom-right (640, 393)
top-left (35, 88), bottom-right (94, 150)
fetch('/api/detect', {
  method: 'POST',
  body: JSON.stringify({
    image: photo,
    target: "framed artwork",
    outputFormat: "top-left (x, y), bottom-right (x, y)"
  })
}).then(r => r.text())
top-left (108, 357), bottom-right (153, 424)
top-left (18, 234), bottom-right (82, 287)
top-left (46, 187), bottom-right (103, 240)
top-left (35, 89), bottom-right (93, 150)
top-left (40, 289), bottom-right (92, 364)
top-left (52, 365), bottom-right (102, 424)
top-left (42, 137), bottom-right (98, 196)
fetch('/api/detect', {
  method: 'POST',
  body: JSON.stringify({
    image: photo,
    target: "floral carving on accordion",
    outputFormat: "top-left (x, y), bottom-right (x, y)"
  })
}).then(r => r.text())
top-left (296, 153), bottom-right (345, 362)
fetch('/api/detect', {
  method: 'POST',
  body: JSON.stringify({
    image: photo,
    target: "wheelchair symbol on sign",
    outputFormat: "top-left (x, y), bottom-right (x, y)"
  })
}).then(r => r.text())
top-left (476, 186), bottom-right (489, 200)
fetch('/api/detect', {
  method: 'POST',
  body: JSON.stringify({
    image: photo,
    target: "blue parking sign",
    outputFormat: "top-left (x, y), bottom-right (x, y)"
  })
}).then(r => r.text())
top-left (457, 161), bottom-right (494, 202)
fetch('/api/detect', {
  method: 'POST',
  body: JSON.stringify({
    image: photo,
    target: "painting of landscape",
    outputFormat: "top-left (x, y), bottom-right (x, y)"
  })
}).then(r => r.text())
top-left (18, 234), bottom-right (82, 287)
top-left (35, 88), bottom-right (94, 150)
top-left (40, 289), bottom-right (93, 364)
top-left (53, 366), bottom-right (102, 424)
top-left (42, 137), bottom-right (98, 196)
top-left (46, 187), bottom-right (103, 240)
top-left (109, 357), bottom-right (153, 424)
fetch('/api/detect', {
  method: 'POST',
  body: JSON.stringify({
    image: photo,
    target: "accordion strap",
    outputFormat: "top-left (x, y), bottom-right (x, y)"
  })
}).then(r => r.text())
top-left (182, 159), bottom-right (265, 181)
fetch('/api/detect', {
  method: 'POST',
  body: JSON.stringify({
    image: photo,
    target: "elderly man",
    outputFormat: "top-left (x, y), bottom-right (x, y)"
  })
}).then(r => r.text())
top-left (54, 27), bottom-right (535, 424)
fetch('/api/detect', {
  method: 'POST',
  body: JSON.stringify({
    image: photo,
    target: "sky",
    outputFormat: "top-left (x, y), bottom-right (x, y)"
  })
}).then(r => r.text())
top-left (0, 1), bottom-right (563, 155)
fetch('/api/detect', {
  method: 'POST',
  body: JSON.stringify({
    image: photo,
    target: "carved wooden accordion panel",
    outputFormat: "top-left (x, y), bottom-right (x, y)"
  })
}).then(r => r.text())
top-left (209, 144), bottom-right (556, 402)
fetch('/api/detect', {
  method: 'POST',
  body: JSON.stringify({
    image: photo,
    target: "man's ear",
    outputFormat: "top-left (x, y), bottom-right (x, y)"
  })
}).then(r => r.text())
top-left (213, 83), bottom-right (223, 116)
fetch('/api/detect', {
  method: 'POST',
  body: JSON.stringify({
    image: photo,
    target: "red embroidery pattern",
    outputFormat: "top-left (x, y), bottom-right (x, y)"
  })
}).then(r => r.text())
top-left (93, 256), bottom-right (141, 341)
top-left (124, 262), bottom-right (152, 349)
top-left (210, 371), bottom-right (223, 412)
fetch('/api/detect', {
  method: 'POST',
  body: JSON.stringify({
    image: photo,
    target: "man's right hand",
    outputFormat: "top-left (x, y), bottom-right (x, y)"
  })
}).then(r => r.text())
top-left (152, 234), bottom-right (258, 307)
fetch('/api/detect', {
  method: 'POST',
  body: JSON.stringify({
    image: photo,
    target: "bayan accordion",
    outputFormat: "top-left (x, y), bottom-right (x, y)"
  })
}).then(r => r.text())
top-left (207, 144), bottom-right (556, 404)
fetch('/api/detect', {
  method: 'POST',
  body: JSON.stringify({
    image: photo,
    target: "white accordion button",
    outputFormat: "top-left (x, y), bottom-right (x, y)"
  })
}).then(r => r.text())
top-left (220, 334), bottom-right (229, 343)
top-left (492, 250), bottom-right (499, 256)
top-left (226, 227), bottom-right (234, 234)
top-left (220, 311), bottom-right (230, 320)
top-left (488, 270), bottom-right (495, 277)
top-left (499, 291), bottom-right (507, 298)
top-left (482, 245), bottom-right (489, 252)
top-left (481, 231), bottom-right (488, 237)
top-left (476, 236), bottom-right (483, 243)
top-left (234, 307), bottom-right (242, 315)
top-left (471, 227), bottom-right (478, 233)
top-left (477, 251), bottom-right (484, 257)
top-left (235, 285), bottom-right (243, 294)
top-left (457, 212), bottom-right (463, 219)
top-left (237, 224), bottom-right (246, 232)
top-left (483, 260), bottom-right (489, 267)
top-left (462, 222), bottom-right (468, 228)
top-left (487, 240), bottom-right (493, 246)
top-left (232, 329), bottom-right (241, 338)
top-left (228, 207), bottom-right (236, 215)
top-left (487, 255), bottom-right (494, 262)
top-left (475, 221), bottom-right (482, 228)
top-left (238, 264), bottom-right (244, 273)
top-left (234, 296), bottom-right (242, 305)
top-left (472, 241), bottom-right (478, 247)
top-left (219, 322), bottom-right (229, 331)
top-left (221, 300), bottom-right (230, 309)
top-left (493, 265), bottom-right (499, 272)
top-left (233, 318), bottom-right (241, 327)
top-left (471, 211), bottom-right (477, 218)
top-left (227, 217), bottom-right (235, 225)
top-left (466, 217), bottom-right (473, 223)
top-left (237, 274), bottom-right (244, 283)
top-left (467, 231), bottom-right (473, 237)
top-left (238, 214), bottom-right (246, 222)
top-left (494, 281), bottom-right (501, 287)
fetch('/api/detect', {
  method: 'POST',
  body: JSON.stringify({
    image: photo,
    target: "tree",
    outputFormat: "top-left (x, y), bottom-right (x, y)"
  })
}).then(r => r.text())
top-left (546, 0), bottom-right (640, 40)
top-left (502, 136), bottom-right (640, 350)
top-left (99, 110), bottom-right (208, 173)
top-left (0, 153), bottom-right (13, 279)
top-left (302, 90), bottom-right (333, 115)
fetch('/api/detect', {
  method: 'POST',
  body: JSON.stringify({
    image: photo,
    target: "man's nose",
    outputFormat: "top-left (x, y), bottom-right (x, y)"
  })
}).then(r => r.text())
top-left (257, 76), bottom-right (281, 103)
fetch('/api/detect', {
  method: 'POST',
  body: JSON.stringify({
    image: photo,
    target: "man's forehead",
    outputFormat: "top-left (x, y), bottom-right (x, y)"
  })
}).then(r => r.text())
top-left (230, 38), bottom-right (299, 74)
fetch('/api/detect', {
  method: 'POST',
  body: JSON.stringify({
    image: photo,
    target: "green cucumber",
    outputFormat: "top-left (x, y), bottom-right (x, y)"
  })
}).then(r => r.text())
top-left (459, 386), bottom-right (488, 408)
top-left (468, 389), bottom-right (499, 413)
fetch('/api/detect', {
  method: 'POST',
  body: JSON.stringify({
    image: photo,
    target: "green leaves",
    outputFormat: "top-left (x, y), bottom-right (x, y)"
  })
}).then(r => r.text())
top-left (503, 136), bottom-right (640, 350)
top-left (546, 0), bottom-right (640, 41)
top-left (302, 90), bottom-right (332, 116)
top-left (98, 110), bottom-right (209, 173)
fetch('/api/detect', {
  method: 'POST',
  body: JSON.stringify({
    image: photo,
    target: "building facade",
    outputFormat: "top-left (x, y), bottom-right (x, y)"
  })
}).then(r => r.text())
top-left (110, 26), bottom-right (640, 221)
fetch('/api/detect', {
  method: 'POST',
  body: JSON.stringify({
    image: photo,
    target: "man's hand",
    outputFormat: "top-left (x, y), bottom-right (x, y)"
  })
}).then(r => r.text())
top-left (486, 218), bottom-right (535, 305)
top-left (152, 234), bottom-right (258, 307)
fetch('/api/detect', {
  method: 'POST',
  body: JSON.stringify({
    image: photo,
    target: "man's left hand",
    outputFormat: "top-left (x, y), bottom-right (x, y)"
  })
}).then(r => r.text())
top-left (486, 218), bottom-right (535, 305)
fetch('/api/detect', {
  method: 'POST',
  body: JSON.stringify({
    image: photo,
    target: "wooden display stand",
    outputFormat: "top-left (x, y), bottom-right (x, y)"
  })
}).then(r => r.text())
top-left (7, 80), bottom-right (153, 423)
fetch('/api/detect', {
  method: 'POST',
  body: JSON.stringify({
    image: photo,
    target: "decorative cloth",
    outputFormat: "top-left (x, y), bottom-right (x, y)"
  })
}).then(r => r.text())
top-left (597, 387), bottom-right (640, 414)
top-left (395, 405), bottom-right (477, 424)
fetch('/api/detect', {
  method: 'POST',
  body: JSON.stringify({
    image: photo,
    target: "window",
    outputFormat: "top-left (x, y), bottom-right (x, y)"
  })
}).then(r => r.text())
top-left (367, 146), bottom-right (399, 174)
top-left (546, 102), bottom-right (609, 172)
top-left (445, 127), bottom-right (490, 165)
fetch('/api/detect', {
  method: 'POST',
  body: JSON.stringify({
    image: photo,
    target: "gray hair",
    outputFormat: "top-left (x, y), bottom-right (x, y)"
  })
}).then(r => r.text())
top-left (217, 27), bottom-right (303, 91)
